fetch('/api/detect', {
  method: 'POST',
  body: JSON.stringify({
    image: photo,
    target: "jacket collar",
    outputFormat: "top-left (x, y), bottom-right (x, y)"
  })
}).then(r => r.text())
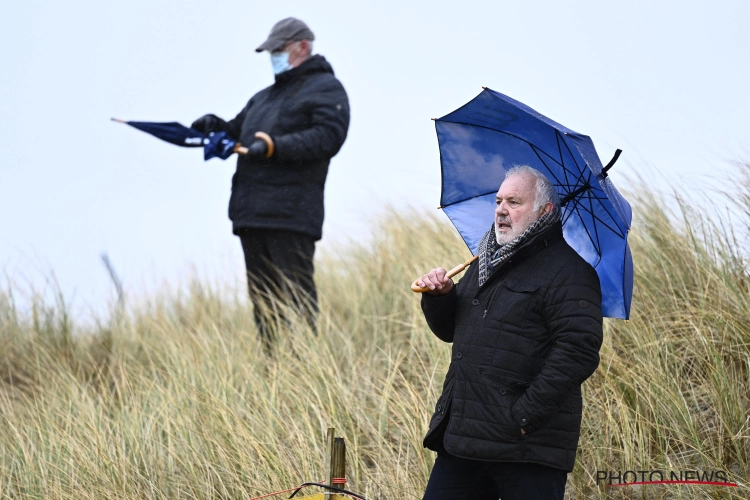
top-left (478, 221), bottom-right (564, 291)
top-left (274, 54), bottom-right (333, 86)
top-left (510, 220), bottom-right (563, 261)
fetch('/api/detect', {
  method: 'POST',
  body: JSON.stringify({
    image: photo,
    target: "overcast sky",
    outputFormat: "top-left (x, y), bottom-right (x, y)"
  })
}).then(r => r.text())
top-left (2, 0), bottom-right (749, 320)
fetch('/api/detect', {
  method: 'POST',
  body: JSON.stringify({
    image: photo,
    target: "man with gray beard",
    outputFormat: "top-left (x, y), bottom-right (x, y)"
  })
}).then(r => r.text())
top-left (416, 166), bottom-right (603, 500)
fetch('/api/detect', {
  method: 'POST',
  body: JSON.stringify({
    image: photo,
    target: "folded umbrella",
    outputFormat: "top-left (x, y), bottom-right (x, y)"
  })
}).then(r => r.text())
top-left (111, 118), bottom-right (248, 160)
top-left (412, 88), bottom-right (633, 319)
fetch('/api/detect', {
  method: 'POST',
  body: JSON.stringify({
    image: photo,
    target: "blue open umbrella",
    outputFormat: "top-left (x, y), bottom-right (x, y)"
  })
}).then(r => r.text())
top-left (412, 88), bottom-right (633, 319)
top-left (111, 118), bottom-right (248, 160)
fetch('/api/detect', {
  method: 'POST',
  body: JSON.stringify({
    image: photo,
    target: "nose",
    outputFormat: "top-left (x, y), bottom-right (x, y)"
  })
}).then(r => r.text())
top-left (496, 200), bottom-right (509, 216)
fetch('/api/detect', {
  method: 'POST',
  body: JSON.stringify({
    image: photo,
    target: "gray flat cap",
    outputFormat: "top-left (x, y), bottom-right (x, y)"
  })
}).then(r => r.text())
top-left (255, 17), bottom-right (315, 53)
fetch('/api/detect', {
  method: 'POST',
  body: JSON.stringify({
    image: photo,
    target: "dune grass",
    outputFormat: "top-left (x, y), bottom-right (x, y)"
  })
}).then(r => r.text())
top-left (1, 168), bottom-right (749, 499)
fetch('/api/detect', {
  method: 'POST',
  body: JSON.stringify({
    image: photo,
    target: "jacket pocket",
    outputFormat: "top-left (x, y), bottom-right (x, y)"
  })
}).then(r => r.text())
top-left (483, 278), bottom-right (543, 327)
top-left (474, 369), bottom-right (527, 439)
top-left (502, 278), bottom-right (542, 294)
top-left (477, 366), bottom-right (531, 387)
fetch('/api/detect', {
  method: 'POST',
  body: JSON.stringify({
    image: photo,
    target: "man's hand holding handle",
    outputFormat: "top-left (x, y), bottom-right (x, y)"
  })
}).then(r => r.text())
top-left (417, 268), bottom-right (454, 296)
top-left (191, 114), bottom-right (227, 134)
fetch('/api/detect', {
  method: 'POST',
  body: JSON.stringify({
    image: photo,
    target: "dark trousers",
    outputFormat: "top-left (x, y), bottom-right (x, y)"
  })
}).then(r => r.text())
top-left (422, 450), bottom-right (568, 500)
top-left (237, 229), bottom-right (317, 347)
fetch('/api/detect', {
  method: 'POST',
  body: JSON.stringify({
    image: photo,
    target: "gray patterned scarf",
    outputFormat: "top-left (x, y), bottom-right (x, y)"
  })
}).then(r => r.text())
top-left (477, 208), bottom-right (562, 287)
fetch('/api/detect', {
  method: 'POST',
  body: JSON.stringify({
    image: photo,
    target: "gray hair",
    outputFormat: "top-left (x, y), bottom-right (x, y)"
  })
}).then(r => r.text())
top-left (505, 165), bottom-right (560, 210)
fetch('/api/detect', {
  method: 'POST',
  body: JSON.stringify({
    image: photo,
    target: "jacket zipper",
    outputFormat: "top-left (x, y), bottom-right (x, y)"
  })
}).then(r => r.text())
top-left (483, 282), bottom-right (502, 319)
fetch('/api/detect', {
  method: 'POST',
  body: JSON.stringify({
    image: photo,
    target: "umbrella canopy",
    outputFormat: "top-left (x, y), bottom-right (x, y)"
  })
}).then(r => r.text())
top-left (435, 88), bottom-right (633, 319)
top-left (112, 119), bottom-right (242, 160)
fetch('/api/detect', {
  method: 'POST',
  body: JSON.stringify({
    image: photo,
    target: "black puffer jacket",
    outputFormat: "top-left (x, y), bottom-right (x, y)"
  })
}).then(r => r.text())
top-left (220, 55), bottom-right (350, 240)
top-left (421, 222), bottom-right (603, 472)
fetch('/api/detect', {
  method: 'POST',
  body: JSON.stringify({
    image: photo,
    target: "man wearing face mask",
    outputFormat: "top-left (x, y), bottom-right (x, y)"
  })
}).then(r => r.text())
top-left (191, 18), bottom-right (350, 348)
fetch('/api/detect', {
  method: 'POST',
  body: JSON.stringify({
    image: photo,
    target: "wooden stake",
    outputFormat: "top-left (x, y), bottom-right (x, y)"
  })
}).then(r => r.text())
top-left (332, 438), bottom-right (346, 486)
top-left (324, 428), bottom-right (335, 498)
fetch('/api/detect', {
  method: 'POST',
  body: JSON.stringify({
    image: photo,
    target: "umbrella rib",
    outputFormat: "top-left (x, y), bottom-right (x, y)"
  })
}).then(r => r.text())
top-left (571, 178), bottom-right (628, 235)
top-left (440, 121), bottom-right (602, 188)
top-left (440, 116), bottom-right (626, 236)
top-left (570, 198), bottom-right (626, 238)
top-left (529, 144), bottom-right (614, 229)
top-left (530, 145), bottom-right (565, 186)
top-left (531, 144), bottom-right (572, 182)
top-left (561, 189), bottom-right (623, 244)
top-left (584, 193), bottom-right (618, 202)
top-left (543, 133), bottom-right (591, 199)
top-left (440, 190), bottom-right (499, 209)
top-left (559, 130), bottom-right (586, 173)
top-left (530, 143), bottom-right (565, 168)
top-left (569, 199), bottom-right (602, 256)
top-left (571, 155), bottom-right (592, 191)
top-left (560, 133), bottom-right (600, 205)
top-left (438, 120), bottom-right (519, 137)
top-left (555, 131), bottom-right (573, 188)
top-left (586, 187), bottom-right (604, 255)
top-left (440, 120), bottom-right (589, 193)
top-left (585, 196), bottom-right (628, 234)
top-left (531, 144), bottom-right (594, 209)
top-left (561, 207), bottom-right (577, 226)
top-left (541, 139), bottom-right (581, 185)
top-left (440, 121), bottom-right (579, 181)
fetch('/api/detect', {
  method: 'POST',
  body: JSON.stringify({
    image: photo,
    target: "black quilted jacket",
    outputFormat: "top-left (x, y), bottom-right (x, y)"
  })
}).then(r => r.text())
top-left (421, 221), bottom-right (603, 471)
top-left (222, 55), bottom-right (349, 240)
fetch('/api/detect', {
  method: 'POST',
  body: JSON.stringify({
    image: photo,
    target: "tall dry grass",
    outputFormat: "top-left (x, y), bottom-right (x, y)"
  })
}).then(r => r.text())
top-left (1, 167), bottom-right (749, 499)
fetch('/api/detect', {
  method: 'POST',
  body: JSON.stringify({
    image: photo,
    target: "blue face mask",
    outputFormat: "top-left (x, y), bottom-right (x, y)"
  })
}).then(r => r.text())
top-left (270, 51), bottom-right (293, 75)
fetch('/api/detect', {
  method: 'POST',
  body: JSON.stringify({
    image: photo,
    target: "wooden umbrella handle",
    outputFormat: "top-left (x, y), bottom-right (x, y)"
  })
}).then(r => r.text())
top-left (411, 255), bottom-right (478, 293)
top-left (254, 131), bottom-right (274, 158)
top-left (234, 132), bottom-right (274, 157)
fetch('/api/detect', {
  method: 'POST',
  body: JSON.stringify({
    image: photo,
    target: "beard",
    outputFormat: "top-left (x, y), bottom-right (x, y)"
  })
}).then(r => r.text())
top-left (495, 211), bottom-right (542, 245)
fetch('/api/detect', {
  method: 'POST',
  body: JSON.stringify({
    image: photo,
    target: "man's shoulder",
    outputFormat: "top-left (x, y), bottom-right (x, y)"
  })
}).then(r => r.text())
top-left (546, 238), bottom-right (600, 288)
top-left (302, 68), bottom-right (347, 93)
top-left (245, 84), bottom-right (274, 104)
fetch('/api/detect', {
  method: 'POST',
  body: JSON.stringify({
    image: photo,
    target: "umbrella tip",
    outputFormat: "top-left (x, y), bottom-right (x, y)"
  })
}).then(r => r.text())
top-left (431, 118), bottom-right (436, 121)
top-left (111, 117), bottom-right (126, 123)
top-left (482, 86), bottom-right (487, 89)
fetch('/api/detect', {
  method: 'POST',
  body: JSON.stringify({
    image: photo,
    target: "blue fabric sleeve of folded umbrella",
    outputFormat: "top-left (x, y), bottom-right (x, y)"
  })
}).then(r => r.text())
top-left (434, 88), bottom-right (633, 319)
top-left (113, 119), bottom-right (238, 161)
top-left (123, 121), bottom-right (205, 147)
top-left (202, 130), bottom-right (238, 161)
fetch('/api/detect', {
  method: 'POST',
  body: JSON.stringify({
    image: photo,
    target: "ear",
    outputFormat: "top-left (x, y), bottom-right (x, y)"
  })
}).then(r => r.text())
top-left (541, 202), bottom-right (554, 215)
